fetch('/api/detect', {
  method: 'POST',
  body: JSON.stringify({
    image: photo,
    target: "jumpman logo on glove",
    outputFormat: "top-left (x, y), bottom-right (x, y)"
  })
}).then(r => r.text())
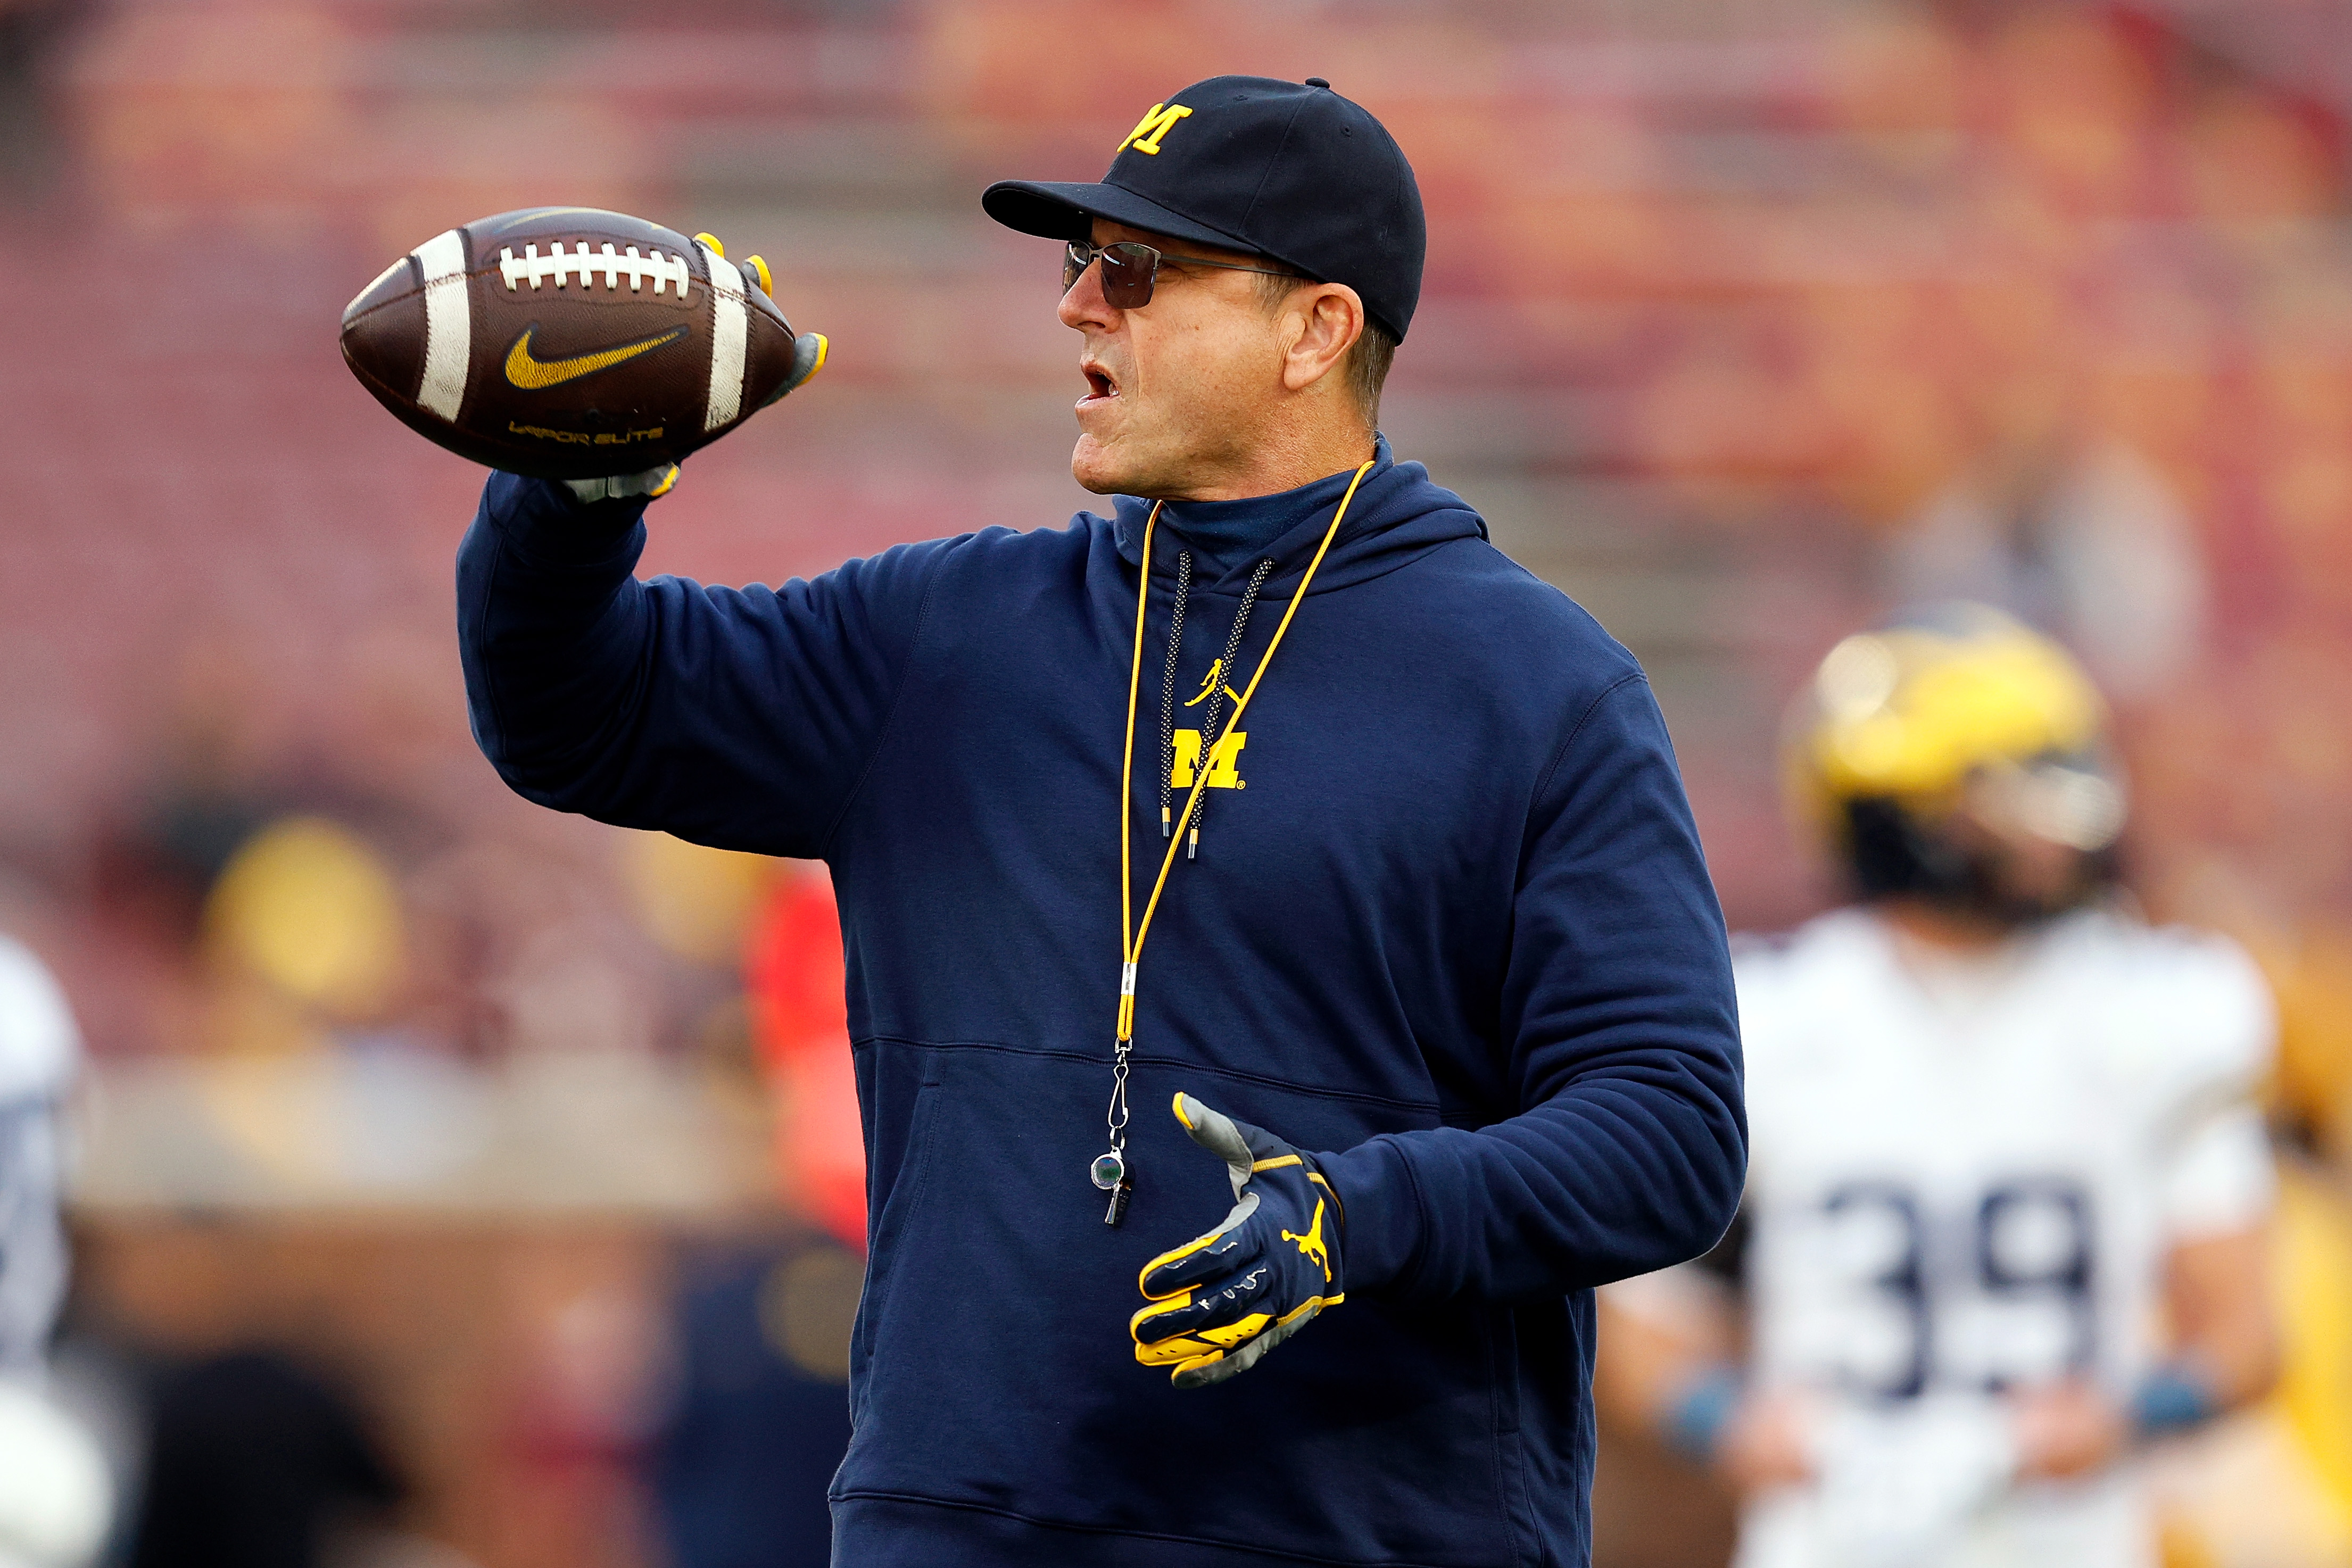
top-left (1281, 1199), bottom-right (1332, 1283)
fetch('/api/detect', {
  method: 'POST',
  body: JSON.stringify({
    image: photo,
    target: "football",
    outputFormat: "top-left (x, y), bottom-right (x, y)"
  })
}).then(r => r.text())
top-left (339, 206), bottom-right (825, 480)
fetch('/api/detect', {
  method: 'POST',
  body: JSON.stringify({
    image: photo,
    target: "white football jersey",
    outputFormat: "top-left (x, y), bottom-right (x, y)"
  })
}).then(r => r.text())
top-left (1730, 905), bottom-right (2275, 1568)
top-left (0, 936), bottom-right (78, 1375)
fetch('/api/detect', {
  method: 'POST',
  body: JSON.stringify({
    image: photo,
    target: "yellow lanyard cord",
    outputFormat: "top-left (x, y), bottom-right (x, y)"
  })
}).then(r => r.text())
top-left (1115, 458), bottom-right (1378, 1041)
top-left (1116, 499), bottom-right (1162, 1006)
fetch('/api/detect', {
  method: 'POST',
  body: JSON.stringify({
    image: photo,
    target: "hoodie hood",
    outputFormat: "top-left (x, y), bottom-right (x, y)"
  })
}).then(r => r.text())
top-left (1106, 435), bottom-right (1487, 596)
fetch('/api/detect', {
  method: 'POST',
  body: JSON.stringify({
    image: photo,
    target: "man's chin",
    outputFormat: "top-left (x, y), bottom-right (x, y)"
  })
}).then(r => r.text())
top-left (1073, 430), bottom-right (1207, 501)
top-left (1071, 436), bottom-right (1146, 497)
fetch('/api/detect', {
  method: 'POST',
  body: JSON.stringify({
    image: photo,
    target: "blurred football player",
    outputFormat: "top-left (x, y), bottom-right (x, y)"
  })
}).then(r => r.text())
top-left (0, 935), bottom-right (74, 1384)
top-left (0, 934), bottom-right (111, 1568)
top-left (1600, 603), bottom-right (2278, 1568)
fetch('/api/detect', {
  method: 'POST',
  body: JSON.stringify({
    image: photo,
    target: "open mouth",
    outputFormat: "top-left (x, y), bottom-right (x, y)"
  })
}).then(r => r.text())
top-left (1080, 362), bottom-right (1119, 404)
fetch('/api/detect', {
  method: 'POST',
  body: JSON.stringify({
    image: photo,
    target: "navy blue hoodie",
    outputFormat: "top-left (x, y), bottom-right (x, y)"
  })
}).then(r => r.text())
top-left (457, 440), bottom-right (1745, 1568)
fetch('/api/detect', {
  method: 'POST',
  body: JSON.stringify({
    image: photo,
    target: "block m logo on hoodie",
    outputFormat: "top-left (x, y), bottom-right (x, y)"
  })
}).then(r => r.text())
top-left (1171, 728), bottom-right (1246, 790)
top-left (1173, 657), bottom-right (1247, 788)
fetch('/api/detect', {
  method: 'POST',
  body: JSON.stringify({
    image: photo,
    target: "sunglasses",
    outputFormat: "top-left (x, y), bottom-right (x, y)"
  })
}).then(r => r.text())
top-left (1062, 239), bottom-right (1305, 309)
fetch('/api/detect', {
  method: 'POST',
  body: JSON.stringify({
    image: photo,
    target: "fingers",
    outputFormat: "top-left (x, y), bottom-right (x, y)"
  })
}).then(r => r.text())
top-left (686, 231), bottom-right (825, 408)
top-left (786, 332), bottom-right (829, 391)
top-left (562, 463), bottom-right (680, 505)
top-left (1133, 1299), bottom-right (1278, 1371)
top-left (1172, 1332), bottom-right (1273, 1389)
top-left (1172, 1093), bottom-right (1255, 1179)
top-left (761, 333), bottom-right (830, 410)
top-left (1132, 1254), bottom-right (1279, 1363)
top-left (1174, 1091), bottom-right (1308, 1203)
top-left (1133, 1248), bottom-right (1346, 1379)
top-left (1137, 1191), bottom-right (1259, 1300)
top-left (1167, 1297), bottom-right (1332, 1389)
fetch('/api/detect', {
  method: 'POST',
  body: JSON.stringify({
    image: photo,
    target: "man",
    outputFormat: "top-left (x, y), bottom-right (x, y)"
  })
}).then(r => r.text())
top-left (458, 77), bottom-right (1744, 1566)
top-left (1599, 604), bottom-right (2278, 1568)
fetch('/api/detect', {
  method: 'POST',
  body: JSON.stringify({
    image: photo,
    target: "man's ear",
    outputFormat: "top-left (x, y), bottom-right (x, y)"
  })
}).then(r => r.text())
top-left (1279, 284), bottom-right (1364, 395)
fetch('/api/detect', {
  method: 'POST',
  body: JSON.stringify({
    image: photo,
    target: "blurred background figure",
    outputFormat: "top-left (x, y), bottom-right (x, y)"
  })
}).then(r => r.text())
top-left (9, 0), bottom-right (2352, 1565)
top-left (1, 937), bottom-right (79, 1388)
top-left (650, 1236), bottom-right (857, 1568)
top-left (648, 857), bottom-right (862, 1568)
top-left (0, 934), bottom-right (112, 1568)
top-left (127, 1350), bottom-right (401, 1568)
top-left (1597, 608), bottom-right (2287, 1567)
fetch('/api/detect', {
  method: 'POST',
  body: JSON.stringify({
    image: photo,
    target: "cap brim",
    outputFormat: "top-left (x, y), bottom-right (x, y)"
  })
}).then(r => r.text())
top-left (982, 179), bottom-right (1257, 254)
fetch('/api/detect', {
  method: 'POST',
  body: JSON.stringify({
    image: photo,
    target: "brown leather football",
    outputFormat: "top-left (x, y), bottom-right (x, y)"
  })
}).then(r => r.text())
top-left (339, 206), bottom-right (826, 479)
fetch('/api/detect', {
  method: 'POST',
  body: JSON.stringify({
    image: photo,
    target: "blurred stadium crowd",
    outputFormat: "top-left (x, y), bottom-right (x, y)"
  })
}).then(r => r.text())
top-left (10, 0), bottom-right (2352, 1564)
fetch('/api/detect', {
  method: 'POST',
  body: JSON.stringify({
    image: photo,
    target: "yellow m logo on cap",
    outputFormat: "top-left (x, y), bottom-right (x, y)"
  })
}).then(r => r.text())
top-left (1120, 102), bottom-right (1193, 156)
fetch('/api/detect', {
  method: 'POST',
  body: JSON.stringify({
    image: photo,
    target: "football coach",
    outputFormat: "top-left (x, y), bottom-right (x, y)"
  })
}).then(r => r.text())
top-left (457, 76), bottom-right (1744, 1568)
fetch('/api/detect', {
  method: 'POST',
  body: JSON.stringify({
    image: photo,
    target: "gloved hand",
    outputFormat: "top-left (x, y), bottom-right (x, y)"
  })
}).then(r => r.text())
top-left (1130, 1093), bottom-right (1345, 1388)
top-left (561, 241), bottom-right (826, 507)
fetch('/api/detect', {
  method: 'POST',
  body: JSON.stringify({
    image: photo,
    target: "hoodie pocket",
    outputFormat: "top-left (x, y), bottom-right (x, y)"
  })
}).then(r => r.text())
top-left (844, 1040), bottom-right (943, 1432)
top-left (835, 1047), bottom-right (1525, 1565)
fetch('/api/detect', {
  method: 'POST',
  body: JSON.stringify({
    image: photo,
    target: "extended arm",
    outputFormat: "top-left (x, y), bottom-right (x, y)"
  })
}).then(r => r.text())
top-left (2141, 1069), bottom-right (2282, 1422)
top-left (1596, 1271), bottom-right (1815, 1494)
top-left (456, 472), bottom-right (939, 857)
top-left (1322, 675), bottom-right (1748, 1302)
top-left (2007, 1039), bottom-right (2282, 1476)
top-left (2002, 1219), bottom-right (2275, 1480)
top-left (2161, 1223), bottom-right (2279, 1412)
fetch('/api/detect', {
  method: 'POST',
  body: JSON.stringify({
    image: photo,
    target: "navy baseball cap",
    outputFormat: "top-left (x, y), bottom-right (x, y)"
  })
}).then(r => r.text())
top-left (983, 76), bottom-right (1426, 342)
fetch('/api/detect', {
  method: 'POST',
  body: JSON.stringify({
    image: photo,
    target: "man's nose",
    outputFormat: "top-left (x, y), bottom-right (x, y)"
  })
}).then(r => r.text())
top-left (1058, 256), bottom-right (1117, 330)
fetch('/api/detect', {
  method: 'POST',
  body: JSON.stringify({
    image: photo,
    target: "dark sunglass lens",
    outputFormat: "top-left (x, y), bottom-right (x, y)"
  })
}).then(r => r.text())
top-left (1062, 244), bottom-right (1088, 294)
top-left (1100, 243), bottom-right (1156, 309)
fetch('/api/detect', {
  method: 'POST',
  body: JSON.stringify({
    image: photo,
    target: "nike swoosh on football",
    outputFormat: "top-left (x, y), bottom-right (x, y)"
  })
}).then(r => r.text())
top-left (504, 325), bottom-right (686, 389)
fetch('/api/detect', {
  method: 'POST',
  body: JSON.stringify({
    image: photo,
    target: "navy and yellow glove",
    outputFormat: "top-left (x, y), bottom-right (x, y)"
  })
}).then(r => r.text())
top-left (1130, 1093), bottom-right (1345, 1388)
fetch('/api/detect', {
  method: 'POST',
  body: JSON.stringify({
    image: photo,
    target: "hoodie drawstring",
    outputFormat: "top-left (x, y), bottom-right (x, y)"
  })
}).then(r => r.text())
top-left (1163, 557), bottom-right (1273, 859)
top-left (1155, 548), bottom-right (1192, 843)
